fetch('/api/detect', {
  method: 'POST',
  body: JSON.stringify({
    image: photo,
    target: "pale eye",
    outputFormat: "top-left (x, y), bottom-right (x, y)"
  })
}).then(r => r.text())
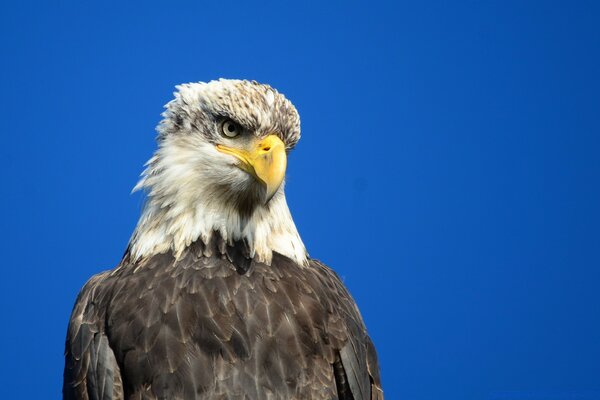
top-left (221, 120), bottom-right (241, 138)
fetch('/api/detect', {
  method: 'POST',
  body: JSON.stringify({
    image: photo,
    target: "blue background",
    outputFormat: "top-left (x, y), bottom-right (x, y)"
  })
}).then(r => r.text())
top-left (1, 1), bottom-right (599, 399)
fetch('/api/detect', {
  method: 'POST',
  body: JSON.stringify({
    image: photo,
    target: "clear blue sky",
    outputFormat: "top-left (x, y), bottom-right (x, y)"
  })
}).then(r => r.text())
top-left (1, 1), bottom-right (599, 399)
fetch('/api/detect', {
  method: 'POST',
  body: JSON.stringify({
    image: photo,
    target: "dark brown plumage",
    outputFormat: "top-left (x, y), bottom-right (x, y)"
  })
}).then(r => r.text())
top-left (64, 79), bottom-right (383, 400)
top-left (64, 237), bottom-right (383, 399)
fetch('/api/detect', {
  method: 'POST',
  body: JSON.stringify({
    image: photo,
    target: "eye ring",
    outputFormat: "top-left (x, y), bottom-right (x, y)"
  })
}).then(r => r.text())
top-left (220, 119), bottom-right (241, 138)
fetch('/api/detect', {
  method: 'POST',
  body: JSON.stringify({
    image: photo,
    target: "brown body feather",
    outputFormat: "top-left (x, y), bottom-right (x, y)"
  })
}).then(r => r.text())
top-left (64, 237), bottom-right (383, 399)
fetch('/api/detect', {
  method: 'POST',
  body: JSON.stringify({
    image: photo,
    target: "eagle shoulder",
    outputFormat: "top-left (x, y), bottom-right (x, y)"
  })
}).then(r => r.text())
top-left (63, 271), bottom-right (123, 400)
top-left (308, 258), bottom-right (384, 400)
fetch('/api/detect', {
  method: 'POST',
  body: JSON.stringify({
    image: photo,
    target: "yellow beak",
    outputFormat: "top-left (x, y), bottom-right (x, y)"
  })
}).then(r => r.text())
top-left (216, 135), bottom-right (287, 203)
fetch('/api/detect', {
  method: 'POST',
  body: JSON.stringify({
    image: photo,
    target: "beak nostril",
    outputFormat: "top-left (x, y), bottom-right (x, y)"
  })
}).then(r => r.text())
top-left (263, 146), bottom-right (271, 152)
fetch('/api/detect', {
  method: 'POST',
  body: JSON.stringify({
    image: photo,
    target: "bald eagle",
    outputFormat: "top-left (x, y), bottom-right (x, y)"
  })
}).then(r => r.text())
top-left (63, 79), bottom-right (383, 400)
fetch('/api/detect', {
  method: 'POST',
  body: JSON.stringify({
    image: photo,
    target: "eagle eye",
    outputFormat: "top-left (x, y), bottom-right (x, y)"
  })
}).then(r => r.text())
top-left (220, 120), bottom-right (241, 138)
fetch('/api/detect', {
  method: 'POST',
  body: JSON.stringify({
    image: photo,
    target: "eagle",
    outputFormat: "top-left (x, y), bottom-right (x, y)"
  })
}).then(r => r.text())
top-left (63, 79), bottom-right (383, 400)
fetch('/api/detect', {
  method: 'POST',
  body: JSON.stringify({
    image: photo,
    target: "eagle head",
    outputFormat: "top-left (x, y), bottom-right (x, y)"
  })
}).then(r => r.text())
top-left (128, 79), bottom-right (307, 265)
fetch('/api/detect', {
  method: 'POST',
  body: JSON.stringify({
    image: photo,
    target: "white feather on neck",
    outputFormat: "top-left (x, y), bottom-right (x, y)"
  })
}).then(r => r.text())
top-left (127, 137), bottom-right (308, 266)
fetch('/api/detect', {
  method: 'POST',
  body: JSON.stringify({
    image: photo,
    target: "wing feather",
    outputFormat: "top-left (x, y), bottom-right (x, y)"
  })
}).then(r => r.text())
top-left (63, 271), bottom-right (123, 400)
top-left (310, 259), bottom-right (384, 400)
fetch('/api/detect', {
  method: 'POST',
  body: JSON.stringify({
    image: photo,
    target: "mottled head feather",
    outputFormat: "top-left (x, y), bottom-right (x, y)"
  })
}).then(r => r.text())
top-left (128, 79), bottom-right (307, 266)
top-left (158, 79), bottom-right (301, 148)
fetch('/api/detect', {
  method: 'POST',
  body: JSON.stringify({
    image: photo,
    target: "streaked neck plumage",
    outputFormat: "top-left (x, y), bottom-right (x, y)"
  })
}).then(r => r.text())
top-left (127, 142), bottom-right (308, 266)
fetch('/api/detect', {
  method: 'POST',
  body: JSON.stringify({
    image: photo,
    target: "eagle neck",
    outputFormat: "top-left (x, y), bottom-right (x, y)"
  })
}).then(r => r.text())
top-left (127, 188), bottom-right (308, 267)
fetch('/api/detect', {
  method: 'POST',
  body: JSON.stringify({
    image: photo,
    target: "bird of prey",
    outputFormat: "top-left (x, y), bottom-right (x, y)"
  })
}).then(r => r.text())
top-left (63, 79), bottom-right (383, 400)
